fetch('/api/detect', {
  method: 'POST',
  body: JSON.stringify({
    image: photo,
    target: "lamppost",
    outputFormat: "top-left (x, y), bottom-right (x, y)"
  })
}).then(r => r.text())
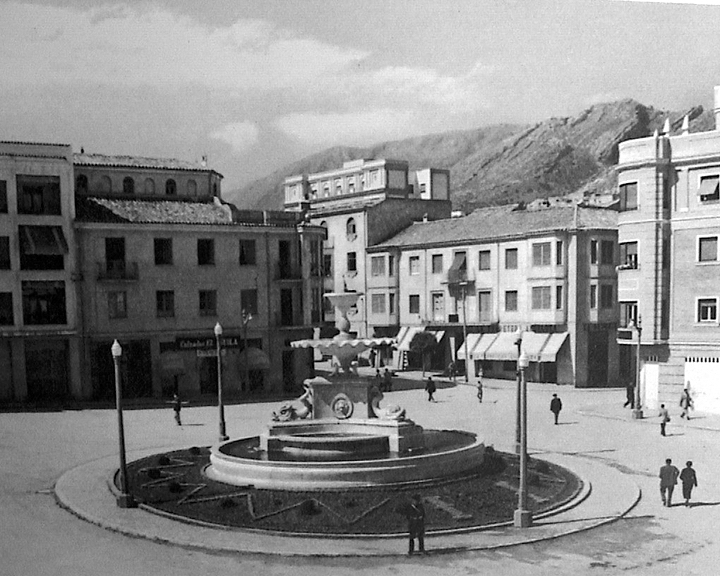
top-left (111, 340), bottom-right (135, 508)
top-left (631, 315), bottom-right (643, 420)
top-left (514, 328), bottom-right (524, 454)
top-left (214, 322), bottom-right (229, 442)
top-left (514, 350), bottom-right (532, 528)
top-left (460, 282), bottom-right (469, 383)
top-left (241, 309), bottom-right (253, 393)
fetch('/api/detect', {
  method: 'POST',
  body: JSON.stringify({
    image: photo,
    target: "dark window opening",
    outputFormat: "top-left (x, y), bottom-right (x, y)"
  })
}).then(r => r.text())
top-left (0, 292), bottom-right (13, 324)
top-left (123, 177), bottom-right (135, 195)
top-left (154, 238), bottom-right (173, 265)
top-left (197, 239), bottom-right (215, 266)
top-left (0, 180), bottom-right (7, 212)
top-left (19, 226), bottom-right (67, 270)
top-left (156, 290), bottom-right (175, 317)
top-left (22, 281), bottom-right (66, 324)
top-left (75, 174), bottom-right (88, 195)
top-left (199, 290), bottom-right (217, 316)
top-left (241, 289), bottom-right (258, 316)
top-left (165, 179), bottom-right (177, 195)
top-left (0, 236), bottom-right (10, 269)
top-left (239, 239), bottom-right (256, 265)
top-left (17, 175), bottom-right (61, 215)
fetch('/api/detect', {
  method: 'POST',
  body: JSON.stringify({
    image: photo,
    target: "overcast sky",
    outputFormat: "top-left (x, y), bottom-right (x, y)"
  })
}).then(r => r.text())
top-left (3, 0), bottom-right (720, 192)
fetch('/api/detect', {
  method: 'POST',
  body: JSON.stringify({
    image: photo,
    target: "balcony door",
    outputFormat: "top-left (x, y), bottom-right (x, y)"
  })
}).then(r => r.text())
top-left (432, 292), bottom-right (444, 322)
top-left (105, 237), bottom-right (126, 274)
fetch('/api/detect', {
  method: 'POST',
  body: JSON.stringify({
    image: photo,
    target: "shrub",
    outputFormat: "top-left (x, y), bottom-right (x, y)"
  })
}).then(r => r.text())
top-left (219, 497), bottom-right (237, 509)
top-left (534, 460), bottom-right (550, 474)
top-left (158, 455), bottom-right (171, 466)
top-left (168, 481), bottom-right (183, 493)
top-left (298, 500), bottom-right (321, 516)
top-left (529, 473), bottom-right (541, 487)
top-left (189, 447), bottom-right (201, 456)
top-left (481, 446), bottom-right (506, 475)
top-left (146, 468), bottom-right (162, 480)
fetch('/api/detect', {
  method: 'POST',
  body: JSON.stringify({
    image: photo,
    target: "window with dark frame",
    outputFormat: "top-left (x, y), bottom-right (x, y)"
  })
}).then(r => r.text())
top-left (347, 251), bottom-right (357, 272)
top-left (199, 290), bottom-right (217, 316)
top-left (0, 292), bottom-right (13, 325)
top-left (698, 236), bottom-right (718, 262)
top-left (619, 242), bottom-right (638, 269)
top-left (590, 240), bottom-right (598, 264)
top-left (619, 182), bottom-right (638, 211)
top-left (556, 240), bottom-right (563, 265)
top-left (323, 254), bottom-right (333, 277)
top-left (697, 298), bottom-right (717, 322)
top-left (154, 238), bottom-right (173, 265)
top-left (532, 242), bottom-right (551, 266)
top-left (122, 177), bottom-right (135, 195)
top-left (165, 179), bottom-right (177, 195)
top-left (389, 293), bottom-right (396, 314)
top-left (197, 238), bottom-right (215, 266)
top-left (16, 175), bottom-right (61, 215)
top-left (0, 236), bottom-right (9, 269)
top-left (699, 175), bottom-right (720, 203)
top-left (531, 286), bottom-right (551, 310)
top-left (505, 248), bottom-right (518, 269)
top-left (620, 301), bottom-right (638, 327)
top-left (556, 285), bottom-right (563, 310)
top-left (431, 254), bottom-right (443, 274)
top-left (0, 180), bottom-right (7, 213)
top-left (478, 250), bottom-right (491, 270)
top-left (409, 294), bottom-right (420, 314)
top-left (239, 239), bottom-right (256, 265)
top-left (156, 290), bottom-right (175, 317)
top-left (505, 290), bottom-right (518, 311)
top-left (590, 285), bottom-right (597, 309)
top-left (22, 280), bottom-right (66, 325)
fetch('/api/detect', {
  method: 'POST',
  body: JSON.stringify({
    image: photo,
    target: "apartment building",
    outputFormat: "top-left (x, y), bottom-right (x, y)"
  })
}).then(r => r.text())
top-left (284, 158), bottom-right (451, 338)
top-left (617, 87), bottom-right (720, 412)
top-left (368, 204), bottom-right (619, 387)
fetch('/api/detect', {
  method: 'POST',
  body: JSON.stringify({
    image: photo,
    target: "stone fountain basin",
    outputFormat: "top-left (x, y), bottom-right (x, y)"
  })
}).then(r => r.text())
top-left (267, 431), bottom-right (390, 459)
top-left (206, 428), bottom-right (484, 490)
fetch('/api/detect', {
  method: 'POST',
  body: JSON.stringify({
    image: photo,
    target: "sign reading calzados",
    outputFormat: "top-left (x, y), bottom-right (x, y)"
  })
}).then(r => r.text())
top-left (176, 336), bottom-right (241, 349)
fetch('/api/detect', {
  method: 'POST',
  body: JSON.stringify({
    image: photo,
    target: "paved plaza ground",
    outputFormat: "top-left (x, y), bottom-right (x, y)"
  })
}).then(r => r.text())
top-left (3, 367), bottom-right (720, 575)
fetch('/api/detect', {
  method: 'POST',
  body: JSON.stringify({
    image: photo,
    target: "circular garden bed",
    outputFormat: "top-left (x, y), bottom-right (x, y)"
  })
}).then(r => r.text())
top-left (121, 446), bottom-right (581, 536)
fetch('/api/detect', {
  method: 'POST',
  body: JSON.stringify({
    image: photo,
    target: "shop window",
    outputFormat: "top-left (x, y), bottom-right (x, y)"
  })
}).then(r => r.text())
top-left (16, 175), bottom-right (61, 215)
top-left (154, 238), bottom-right (173, 265)
top-left (22, 281), bottom-right (66, 324)
top-left (156, 290), bottom-right (175, 318)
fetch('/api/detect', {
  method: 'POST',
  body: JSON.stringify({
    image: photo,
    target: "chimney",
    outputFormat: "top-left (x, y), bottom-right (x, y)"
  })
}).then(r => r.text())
top-left (715, 86), bottom-right (720, 130)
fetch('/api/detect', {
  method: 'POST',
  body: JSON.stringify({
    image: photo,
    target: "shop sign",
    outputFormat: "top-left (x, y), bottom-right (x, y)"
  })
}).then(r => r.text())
top-left (196, 349), bottom-right (228, 357)
top-left (176, 335), bottom-right (240, 350)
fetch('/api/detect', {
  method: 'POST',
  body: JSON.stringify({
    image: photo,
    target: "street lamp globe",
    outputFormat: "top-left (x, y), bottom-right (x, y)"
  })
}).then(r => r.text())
top-left (518, 351), bottom-right (530, 369)
top-left (514, 328), bottom-right (524, 346)
top-left (214, 322), bottom-right (223, 337)
top-left (111, 339), bottom-right (122, 358)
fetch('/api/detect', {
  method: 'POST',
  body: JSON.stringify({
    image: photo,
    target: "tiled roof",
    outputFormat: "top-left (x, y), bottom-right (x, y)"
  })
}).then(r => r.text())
top-left (371, 204), bottom-right (617, 249)
top-left (75, 197), bottom-right (233, 225)
top-left (309, 196), bottom-right (385, 216)
top-left (73, 152), bottom-right (217, 173)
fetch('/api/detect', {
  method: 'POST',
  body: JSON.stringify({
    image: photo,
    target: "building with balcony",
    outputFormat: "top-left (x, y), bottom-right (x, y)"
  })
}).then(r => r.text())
top-left (368, 203), bottom-right (619, 387)
top-left (284, 159), bottom-right (451, 339)
top-left (0, 141), bottom-right (81, 402)
top-left (616, 86), bottom-right (720, 412)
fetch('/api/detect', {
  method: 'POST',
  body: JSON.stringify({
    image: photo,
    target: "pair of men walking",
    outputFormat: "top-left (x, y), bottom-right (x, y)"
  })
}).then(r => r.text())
top-left (659, 459), bottom-right (698, 507)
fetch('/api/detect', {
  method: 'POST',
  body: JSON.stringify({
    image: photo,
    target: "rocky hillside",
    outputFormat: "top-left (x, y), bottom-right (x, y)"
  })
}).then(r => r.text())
top-left (227, 101), bottom-right (714, 213)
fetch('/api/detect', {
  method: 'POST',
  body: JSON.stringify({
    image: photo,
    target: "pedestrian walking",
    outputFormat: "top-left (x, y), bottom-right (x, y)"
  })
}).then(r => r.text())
top-left (659, 458), bottom-right (680, 507)
top-left (659, 404), bottom-right (671, 436)
top-left (172, 393), bottom-right (182, 426)
top-left (550, 393), bottom-right (562, 425)
top-left (406, 494), bottom-right (426, 555)
top-left (425, 377), bottom-right (436, 402)
top-left (680, 388), bottom-right (694, 420)
top-left (383, 368), bottom-right (393, 392)
top-left (623, 380), bottom-right (635, 408)
top-left (476, 380), bottom-right (483, 403)
top-left (679, 461), bottom-right (698, 507)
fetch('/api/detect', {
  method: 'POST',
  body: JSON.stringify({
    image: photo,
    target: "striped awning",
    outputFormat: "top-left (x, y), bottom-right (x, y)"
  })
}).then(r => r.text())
top-left (484, 332), bottom-right (521, 361)
top-left (539, 333), bottom-right (569, 362)
top-left (456, 333), bottom-right (482, 360)
top-left (396, 327), bottom-right (444, 352)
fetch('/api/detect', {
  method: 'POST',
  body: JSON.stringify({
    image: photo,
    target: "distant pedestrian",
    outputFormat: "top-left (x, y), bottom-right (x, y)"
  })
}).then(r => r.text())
top-left (476, 380), bottom-right (483, 403)
top-left (172, 393), bottom-right (182, 426)
top-left (447, 361), bottom-right (457, 383)
top-left (550, 393), bottom-right (562, 424)
top-left (680, 461), bottom-right (698, 507)
top-left (624, 380), bottom-right (635, 408)
top-left (369, 349), bottom-right (376, 368)
top-left (659, 458), bottom-right (680, 507)
top-left (659, 404), bottom-right (671, 436)
top-left (383, 368), bottom-right (393, 392)
top-left (425, 377), bottom-right (436, 402)
top-left (406, 494), bottom-right (426, 555)
top-left (680, 388), bottom-right (694, 420)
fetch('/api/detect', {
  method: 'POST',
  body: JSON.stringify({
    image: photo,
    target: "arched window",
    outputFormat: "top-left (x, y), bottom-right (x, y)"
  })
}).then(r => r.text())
top-left (122, 177), bottom-right (135, 195)
top-left (346, 218), bottom-right (356, 238)
top-left (187, 179), bottom-right (197, 196)
top-left (144, 178), bottom-right (155, 195)
top-left (165, 179), bottom-right (177, 196)
top-left (100, 175), bottom-right (112, 194)
top-left (75, 174), bottom-right (88, 194)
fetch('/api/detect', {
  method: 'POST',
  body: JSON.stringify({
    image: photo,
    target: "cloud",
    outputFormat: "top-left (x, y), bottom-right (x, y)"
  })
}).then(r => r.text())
top-left (210, 121), bottom-right (259, 153)
top-left (0, 2), bottom-right (367, 90)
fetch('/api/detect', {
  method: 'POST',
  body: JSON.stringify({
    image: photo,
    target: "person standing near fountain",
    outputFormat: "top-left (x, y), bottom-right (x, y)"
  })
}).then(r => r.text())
top-left (407, 494), bottom-right (426, 555)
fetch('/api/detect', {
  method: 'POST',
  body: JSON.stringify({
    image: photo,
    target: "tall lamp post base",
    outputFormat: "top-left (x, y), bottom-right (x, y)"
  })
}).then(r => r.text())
top-left (116, 494), bottom-right (137, 508)
top-left (513, 509), bottom-right (532, 528)
top-left (632, 408), bottom-right (644, 420)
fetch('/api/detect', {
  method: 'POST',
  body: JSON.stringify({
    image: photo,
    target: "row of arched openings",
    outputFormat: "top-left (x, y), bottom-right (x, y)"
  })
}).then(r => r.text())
top-left (75, 175), bottom-right (198, 196)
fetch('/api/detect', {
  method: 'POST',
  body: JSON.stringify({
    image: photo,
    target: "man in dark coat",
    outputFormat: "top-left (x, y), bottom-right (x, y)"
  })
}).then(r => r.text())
top-left (550, 394), bottom-right (562, 425)
top-left (624, 381), bottom-right (635, 408)
top-left (425, 377), bottom-right (436, 402)
top-left (680, 461), bottom-right (698, 507)
top-left (406, 494), bottom-right (426, 555)
top-left (659, 458), bottom-right (680, 507)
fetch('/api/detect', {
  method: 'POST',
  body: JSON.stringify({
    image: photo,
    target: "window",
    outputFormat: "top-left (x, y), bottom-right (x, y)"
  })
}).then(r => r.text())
top-left (590, 240), bottom-right (598, 264)
top-left (505, 248), bottom-right (518, 269)
top-left (199, 290), bottom-right (217, 316)
top-left (335, 179), bottom-right (342, 195)
top-left (590, 285), bottom-right (597, 309)
top-left (239, 239), bottom-right (256, 265)
top-left (0, 180), bottom-right (8, 212)
top-left (409, 256), bottom-right (420, 275)
top-left (556, 285), bottom-right (563, 310)
top-left (346, 218), bottom-right (356, 238)
top-left (556, 241), bottom-right (563, 265)
top-left (187, 180), bottom-right (197, 196)
top-left (371, 293), bottom-right (386, 314)
top-left (75, 175), bottom-right (88, 195)
top-left (478, 250), bottom-right (491, 271)
top-left (370, 170), bottom-right (380, 186)
top-left (99, 176), bottom-right (112, 194)
top-left (197, 239), bottom-right (215, 266)
top-left (19, 226), bottom-right (67, 270)
top-left (241, 289), bottom-right (258, 316)
top-left (478, 290), bottom-right (492, 321)
top-left (347, 177), bottom-right (355, 194)
top-left (347, 252), bottom-right (357, 272)
top-left (122, 177), bottom-right (134, 195)
top-left (409, 294), bottom-right (420, 314)
top-left (389, 255), bottom-right (395, 276)
top-left (16, 175), bottom-right (61, 215)
top-left (532, 242), bottom-right (551, 266)
top-left (619, 182), bottom-right (638, 211)
top-left (600, 285), bottom-right (614, 309)
top-left (165, 179), bottom-right (177, 195)
top-left (144, 178), bottom-right (155, 194)
top-left (505, 290), bottom-right (518, 311)
top-left (699, 175), bottom-right (720, 202)
top-left (697, 298), bottom-right (717, 322)
top-left (698, 236), bottom-right (718, 262)
top-left (22, 281), bottom-right (66, 324)
top-left (0, 237), bottom-right (9, 269)
top-left (154, 238), bottom-right (173, 265)
top-left (431, 254), bottom-right (443, 274)
top-left (0, 293), bottom-right (12, 325)
top-left (601, 240), bottom-right (614, 265)
top-left (389, 293), bottom-right (396, 314)
top-left (619, 242), bottom-right (638, 269)
top-left (371, 256), bottom-right (385, 277)
top-left (620, 301), bottom-right (638, 327)
top-left (531, 286), bottom-right (552, 310)
top-left (108, 291), bottom-right (127, 319)
top-left (156, 291), bottom-right (175, 318)
top-left (323, 254), bottom-right (333, 277)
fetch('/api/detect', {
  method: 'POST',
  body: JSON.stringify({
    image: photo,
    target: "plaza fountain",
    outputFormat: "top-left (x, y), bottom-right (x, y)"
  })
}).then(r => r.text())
top-left (206, 292), bottom-right (485, 490)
